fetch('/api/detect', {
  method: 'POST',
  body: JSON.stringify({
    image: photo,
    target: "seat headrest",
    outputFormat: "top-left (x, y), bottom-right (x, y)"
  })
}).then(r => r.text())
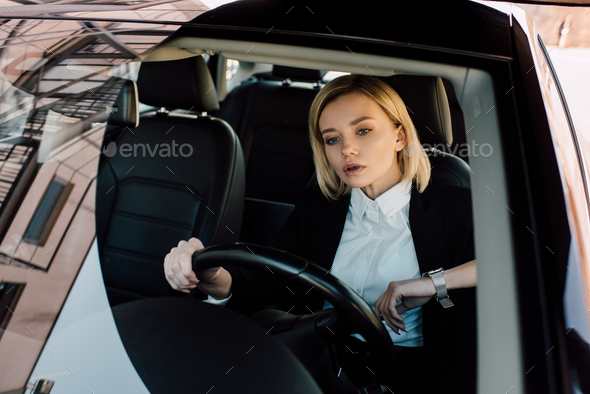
top-left (108, 79), bottom-right (139, 128)
top-left (272, 65), bottom-right (327, 82)
top-left (381, 75), bottom-right (452, 147)
top-left (137, 56), bottom-right (219, 112)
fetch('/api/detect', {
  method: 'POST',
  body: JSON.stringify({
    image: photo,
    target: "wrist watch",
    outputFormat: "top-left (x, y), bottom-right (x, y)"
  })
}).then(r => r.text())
top-left (422, 267), bottom-right (454, 308)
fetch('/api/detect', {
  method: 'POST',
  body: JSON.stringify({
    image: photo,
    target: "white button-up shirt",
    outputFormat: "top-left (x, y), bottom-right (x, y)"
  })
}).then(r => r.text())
top-left (323, 178), bottom-right (424, 347)
top-left (207, 178), bottom-right (424, 347)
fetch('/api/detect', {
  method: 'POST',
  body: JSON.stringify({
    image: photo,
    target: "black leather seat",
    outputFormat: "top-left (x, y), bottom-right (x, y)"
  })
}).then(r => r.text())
top-left (380, 74), bottom-right (471, 188)
top-left (96, 56), bottom-right (245, 307)
top-left (218, 65), bottom-right (324, 245)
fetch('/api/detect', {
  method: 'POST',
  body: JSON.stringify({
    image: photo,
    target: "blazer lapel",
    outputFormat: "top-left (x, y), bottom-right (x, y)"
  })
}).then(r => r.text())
top-left (304, 191), bottom-right (351, 271)
top-left (305, 181), bottom-right (453, 275)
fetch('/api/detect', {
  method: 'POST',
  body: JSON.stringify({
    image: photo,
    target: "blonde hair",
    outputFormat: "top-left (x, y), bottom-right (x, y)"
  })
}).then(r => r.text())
top-left (308, 74), bottom-right (432, 201)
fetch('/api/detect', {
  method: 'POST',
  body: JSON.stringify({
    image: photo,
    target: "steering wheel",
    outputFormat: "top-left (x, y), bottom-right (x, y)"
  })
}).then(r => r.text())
top-left (192, 242), bottom-right (398, 377)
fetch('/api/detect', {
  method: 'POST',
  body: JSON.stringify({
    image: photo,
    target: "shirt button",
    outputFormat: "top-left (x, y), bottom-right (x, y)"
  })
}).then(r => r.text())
top-left (365, 255), bottom-right (370, 260)
top-left (356, 288), bottom-right (362, 293)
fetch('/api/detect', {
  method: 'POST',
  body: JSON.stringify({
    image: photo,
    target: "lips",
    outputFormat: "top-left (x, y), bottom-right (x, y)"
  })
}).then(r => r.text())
top-left (343, 162), bottom-right (365, 173)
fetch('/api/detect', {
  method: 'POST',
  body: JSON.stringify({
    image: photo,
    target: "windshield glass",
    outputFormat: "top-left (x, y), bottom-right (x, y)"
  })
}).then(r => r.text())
top-left (0, 4), bottom-right (217, 392)
top-left (0, 2), bottom-right (539, 393)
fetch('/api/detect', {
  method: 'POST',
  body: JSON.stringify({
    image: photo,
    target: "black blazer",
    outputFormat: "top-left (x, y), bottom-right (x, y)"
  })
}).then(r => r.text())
top-left (225, 180), bottom-right (477, 393)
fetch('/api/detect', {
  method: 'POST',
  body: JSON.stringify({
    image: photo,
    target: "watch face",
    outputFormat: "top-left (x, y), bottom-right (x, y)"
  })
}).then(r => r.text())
top-left (423, 268), bottom-right (443, 277)
top-left (429, 268), bottom-right (443, 276)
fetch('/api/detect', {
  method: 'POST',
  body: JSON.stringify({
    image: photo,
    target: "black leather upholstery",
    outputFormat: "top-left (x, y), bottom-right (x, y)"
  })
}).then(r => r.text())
top-left (223, 80), bottom-right (317, 203)
top-left (218, 67), bottom-right (321, 245)
top-left (442, 78), bottom-right (469, 164)
top-left (424, 148), bottom-right (471, 188)
top-left (137, 56), bottom-right (219, 112)
top-left (97, 62), bottom-right (245, 306)
top-left (380, 75), bottom-right (471, 188)
top-left (382, 75), bottom-right (453, 147)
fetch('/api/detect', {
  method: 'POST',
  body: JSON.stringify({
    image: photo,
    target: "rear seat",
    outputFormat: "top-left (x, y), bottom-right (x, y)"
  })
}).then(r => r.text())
top-left (218, 65), bottom-right (324, 245)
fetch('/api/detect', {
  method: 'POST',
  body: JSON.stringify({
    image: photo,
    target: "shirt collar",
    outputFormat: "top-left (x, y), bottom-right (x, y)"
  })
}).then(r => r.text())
top-left (350, 178), bottom-right (413, 221)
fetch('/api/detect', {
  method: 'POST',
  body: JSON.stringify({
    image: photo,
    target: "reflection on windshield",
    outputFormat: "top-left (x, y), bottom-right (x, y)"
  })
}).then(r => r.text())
top-left (0, 3), bottom-right (210, 392)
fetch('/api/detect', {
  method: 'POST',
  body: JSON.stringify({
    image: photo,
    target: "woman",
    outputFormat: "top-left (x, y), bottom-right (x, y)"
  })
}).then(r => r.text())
top-left (164, 74), bottom-right (477, 393)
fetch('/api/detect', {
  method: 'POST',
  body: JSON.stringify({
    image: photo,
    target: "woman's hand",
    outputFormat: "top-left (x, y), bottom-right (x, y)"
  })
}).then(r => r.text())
top-left (164, 238), bottom-right (222, 293)
top-left (374, 277), bottom-right (436, 334)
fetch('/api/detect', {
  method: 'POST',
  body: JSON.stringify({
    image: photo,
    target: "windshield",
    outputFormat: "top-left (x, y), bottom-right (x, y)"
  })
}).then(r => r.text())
top-left (0, 3), bottom-right (218, 392)
top-left (5, 2), bottom-right (588, 394)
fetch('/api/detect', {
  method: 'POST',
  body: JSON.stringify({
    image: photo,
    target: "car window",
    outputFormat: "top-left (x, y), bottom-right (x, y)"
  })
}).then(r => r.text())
top-left (538, 34), bottom-right (590, 391)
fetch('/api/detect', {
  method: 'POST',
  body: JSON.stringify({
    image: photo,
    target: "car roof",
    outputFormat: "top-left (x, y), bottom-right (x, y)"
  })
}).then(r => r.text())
top-left (180, 1), bottom-right (513, 59)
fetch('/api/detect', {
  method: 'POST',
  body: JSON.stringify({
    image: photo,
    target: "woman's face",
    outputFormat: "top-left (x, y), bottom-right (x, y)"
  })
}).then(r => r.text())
top-left (319, 92), bottom-right (407, 200)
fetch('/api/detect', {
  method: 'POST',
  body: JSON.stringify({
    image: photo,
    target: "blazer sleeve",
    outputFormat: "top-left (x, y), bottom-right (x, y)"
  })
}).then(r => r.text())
top-left (431, 184), bottom-right (476, 267)
top-left (463, 225), bottom-right (475, 263)
top-left (223, 191), bottom-right (302, 314)
top-left (458, 186), bottom-right (476, 264)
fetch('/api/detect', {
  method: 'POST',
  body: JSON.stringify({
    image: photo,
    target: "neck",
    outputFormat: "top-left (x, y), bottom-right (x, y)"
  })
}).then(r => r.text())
top-left (361, 172), bottom-right (403, 200)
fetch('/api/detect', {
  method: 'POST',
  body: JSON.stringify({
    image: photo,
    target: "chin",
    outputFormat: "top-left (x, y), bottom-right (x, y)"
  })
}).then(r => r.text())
top-left (337, 170), bottom-right (370, 188)
top-left (343, 177), bottom-right (369, 189)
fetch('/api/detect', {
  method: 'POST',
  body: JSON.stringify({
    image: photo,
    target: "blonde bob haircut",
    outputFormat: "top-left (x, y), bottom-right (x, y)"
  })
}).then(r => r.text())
top-left (308, 73), bottom-right (432, 201)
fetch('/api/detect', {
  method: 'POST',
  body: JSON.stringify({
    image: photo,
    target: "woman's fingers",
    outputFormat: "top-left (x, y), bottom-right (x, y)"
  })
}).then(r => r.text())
top-left (387, 301), bottom-right (406, 328)
top-left (383, 306), bottom-right (405, 333)
top-left (178, 251), bottom-right (197, 282)
top-left (164, 238), bottom-right (204, 292)
top-left (379, 295), bottom-right (403, 333)
top-left (180, 238), bottom-right (205, 282)
top-left (170, 259), bottom-right (193, 288)
top-left (164, 248), bottom-right (183, 290)
top-left (386, 283), bottom-right (407, 323)
top-left (168, 263), bottom-right (187, 291)
top-left (375, 292), bottom-right (405, 335)
top-left (382, 313), bottom-right (403, 335)
top-left (374, 294), bottom-right (383, 317)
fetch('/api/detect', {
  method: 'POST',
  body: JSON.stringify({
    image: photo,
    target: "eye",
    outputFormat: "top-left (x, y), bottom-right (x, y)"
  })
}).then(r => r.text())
top-left (325, 137), bottom-right (338, 146)
top-left (325, 129), bottom-right (370, 146)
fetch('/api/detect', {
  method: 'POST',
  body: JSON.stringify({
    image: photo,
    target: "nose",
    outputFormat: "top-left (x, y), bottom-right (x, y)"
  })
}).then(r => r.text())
top-left (341, 135), bottom-right (358, 158)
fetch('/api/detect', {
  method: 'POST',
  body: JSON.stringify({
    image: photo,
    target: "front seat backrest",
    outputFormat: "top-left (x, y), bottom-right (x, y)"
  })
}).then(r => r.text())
top-left (218, 65), bottom-right (323, 245)
top-left (96, 56), bottom-right (245, 306)
top-left (382, 74), bottom-right (471, 188)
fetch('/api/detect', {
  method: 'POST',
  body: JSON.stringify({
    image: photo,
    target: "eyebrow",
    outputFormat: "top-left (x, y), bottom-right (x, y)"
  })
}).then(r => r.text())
top-left (320, 116), bottom-right (374, 135)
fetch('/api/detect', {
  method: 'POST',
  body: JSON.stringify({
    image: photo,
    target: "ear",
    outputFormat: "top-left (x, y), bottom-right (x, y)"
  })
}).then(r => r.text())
top-left (395, 125), bottom-right (407, 151)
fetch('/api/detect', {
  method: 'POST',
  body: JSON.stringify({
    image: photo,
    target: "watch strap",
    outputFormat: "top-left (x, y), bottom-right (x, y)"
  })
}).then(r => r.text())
top-left (430, 271), bottom-right (454, 308)
top-left (422, 268), bottom-right (454, 308)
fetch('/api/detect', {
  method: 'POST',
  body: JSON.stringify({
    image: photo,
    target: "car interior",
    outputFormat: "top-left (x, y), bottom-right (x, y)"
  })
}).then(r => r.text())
top-left (96, 53), bottom-right (475, 308)
top-left (94, 35), bottom-right (521, 392)
top-left (3, 3), bottom-right (587, 393)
